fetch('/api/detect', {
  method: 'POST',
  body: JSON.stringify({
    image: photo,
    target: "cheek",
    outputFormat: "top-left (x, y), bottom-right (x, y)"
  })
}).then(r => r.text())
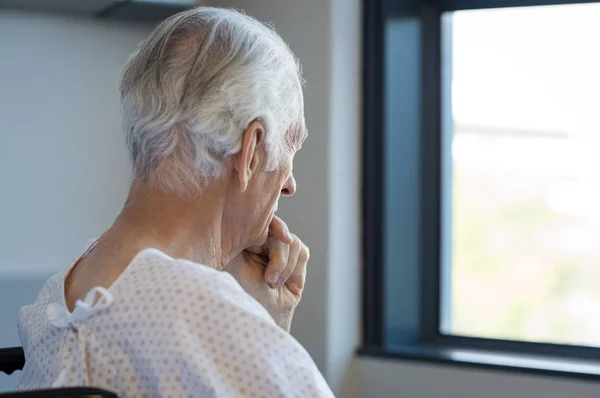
top-left (260, 177), bottom-right (283, 208)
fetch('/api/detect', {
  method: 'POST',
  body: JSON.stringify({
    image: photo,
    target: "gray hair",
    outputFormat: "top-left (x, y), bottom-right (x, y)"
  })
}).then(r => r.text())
top-left (119, 7), bottom-right (305, 193)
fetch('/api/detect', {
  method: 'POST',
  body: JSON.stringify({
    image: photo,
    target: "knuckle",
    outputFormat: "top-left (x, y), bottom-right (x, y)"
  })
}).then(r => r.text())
top-left (298, 247), bottom-right (310, 263)
top-left (291, 240), bottom-right (301, 252)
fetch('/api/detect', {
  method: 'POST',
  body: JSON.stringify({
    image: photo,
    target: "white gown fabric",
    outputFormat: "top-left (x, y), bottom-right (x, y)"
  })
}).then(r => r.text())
top-left (16, 246), bottom-right (334, 398)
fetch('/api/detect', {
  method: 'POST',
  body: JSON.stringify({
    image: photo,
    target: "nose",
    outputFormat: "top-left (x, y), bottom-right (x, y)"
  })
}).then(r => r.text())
top-left (281, 174), bottom-right (296, 196)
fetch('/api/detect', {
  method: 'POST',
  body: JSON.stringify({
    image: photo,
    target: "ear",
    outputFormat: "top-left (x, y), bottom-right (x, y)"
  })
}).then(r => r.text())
top-left (234, 120), bottom-right (265, 191)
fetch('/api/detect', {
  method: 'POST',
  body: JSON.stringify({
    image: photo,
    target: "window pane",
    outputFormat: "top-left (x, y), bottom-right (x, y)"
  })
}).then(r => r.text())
top-left (442, 3), bottom-right (600, 347)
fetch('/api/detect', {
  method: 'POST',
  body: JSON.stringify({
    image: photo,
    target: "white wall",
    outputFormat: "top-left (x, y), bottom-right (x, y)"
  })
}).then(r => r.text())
top-left (0, 11), bottom-right (151, 277)
top-left (327, 0), bottom-right (362, 394)
top-left (0, 10), bottom-right (151, 391)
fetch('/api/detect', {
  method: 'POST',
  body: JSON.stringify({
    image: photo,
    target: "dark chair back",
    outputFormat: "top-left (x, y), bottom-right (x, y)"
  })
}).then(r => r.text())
top-left (0, 387), bottom-right (118, 397)
top-left (0, 347), bottom-right (24, 375)
top-left (0, 347), bottom-right (119, 398)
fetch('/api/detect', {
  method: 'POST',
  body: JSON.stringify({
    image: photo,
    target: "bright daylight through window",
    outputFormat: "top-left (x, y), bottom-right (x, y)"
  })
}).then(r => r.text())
top-left (442, 3), bottom-right (600, 347)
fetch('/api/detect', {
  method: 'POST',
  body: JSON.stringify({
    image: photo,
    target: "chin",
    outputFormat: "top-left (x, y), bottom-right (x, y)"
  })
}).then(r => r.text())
top-left (257, 226), bottom-right (269, 245)
top-left (247, 227), bottom-right (268, 249)
top-left (247, 213), bottom-right (273, 248)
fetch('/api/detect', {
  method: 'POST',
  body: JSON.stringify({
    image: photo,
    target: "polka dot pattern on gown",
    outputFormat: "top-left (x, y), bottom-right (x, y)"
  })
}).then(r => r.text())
top-left (16, 247), bottom-right (334, 398)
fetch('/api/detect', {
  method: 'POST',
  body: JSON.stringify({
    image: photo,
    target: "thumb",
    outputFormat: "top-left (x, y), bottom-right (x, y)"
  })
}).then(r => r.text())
top-left (269, 215), bottom-right (293, 244)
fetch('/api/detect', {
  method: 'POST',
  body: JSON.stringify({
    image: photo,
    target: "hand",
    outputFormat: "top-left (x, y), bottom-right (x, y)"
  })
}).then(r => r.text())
top-left (225, 216), bottom-right (309, 331)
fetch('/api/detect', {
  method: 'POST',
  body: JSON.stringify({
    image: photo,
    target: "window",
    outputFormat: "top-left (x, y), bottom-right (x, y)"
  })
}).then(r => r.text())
top-left (361, 0), bottom-right (600, 377)
top-left (442, 3), bottom-right (600, 347)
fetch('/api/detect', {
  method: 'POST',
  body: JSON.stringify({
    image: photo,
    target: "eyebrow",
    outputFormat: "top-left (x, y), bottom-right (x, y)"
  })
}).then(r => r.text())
top-left (287, 122), bottom-right (308, 152)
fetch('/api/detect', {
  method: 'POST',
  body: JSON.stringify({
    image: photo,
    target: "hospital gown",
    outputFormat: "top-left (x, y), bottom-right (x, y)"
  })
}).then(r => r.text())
top-left (16, 246), bottom-right (334, 397)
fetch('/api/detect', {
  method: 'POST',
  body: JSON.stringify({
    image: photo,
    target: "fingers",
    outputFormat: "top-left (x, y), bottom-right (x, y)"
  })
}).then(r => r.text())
top-left (260, 217), bottom-right (309, 294)
top-left (265, 233), bottom-right (309, 294)
top-left (272, 236), bottom-right (302, 287)
top-left (268, 215), bottom-right (293, 244)
top-left (285, 240), bottom-right (309, 297)
top-left (264, 236), bottom-right (290, 285)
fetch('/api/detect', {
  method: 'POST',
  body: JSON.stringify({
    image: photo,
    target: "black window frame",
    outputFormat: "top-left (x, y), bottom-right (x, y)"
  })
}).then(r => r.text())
top-left (361, 0), bottom-right (600, 377)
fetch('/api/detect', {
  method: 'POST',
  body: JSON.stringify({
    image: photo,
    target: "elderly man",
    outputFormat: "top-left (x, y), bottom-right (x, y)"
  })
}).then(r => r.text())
top-left (16, 6), bottom-right (334, 397)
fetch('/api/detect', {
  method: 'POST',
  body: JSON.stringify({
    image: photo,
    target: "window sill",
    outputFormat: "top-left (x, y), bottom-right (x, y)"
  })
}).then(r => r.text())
top-left (358, 344), bottom-right (600, 382)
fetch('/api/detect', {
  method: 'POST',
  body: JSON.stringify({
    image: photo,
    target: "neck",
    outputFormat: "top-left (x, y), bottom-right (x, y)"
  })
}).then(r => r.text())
top-left (102, 180), bottom-right (240, 270)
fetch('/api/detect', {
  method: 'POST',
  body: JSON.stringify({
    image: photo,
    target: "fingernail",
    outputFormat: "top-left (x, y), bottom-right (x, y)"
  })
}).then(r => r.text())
top-left (267, 272), bottom-right (279, 285)
top-left (275, 276), bottom-right (285, 287)
top-left (285, 229), bottom-right (293, 242)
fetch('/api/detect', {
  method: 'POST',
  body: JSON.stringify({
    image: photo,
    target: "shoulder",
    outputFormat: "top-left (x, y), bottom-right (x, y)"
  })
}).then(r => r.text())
top-left (127, 248), bottom-right (249, 297)
top-left (134, 250), bottom-right (332, 396)
top-left (101, 249), bottom-right (333, 396)
top-left (18, 270), bottom-right (64, 327)
top-left (115, 248), bottom-right (273, 321)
